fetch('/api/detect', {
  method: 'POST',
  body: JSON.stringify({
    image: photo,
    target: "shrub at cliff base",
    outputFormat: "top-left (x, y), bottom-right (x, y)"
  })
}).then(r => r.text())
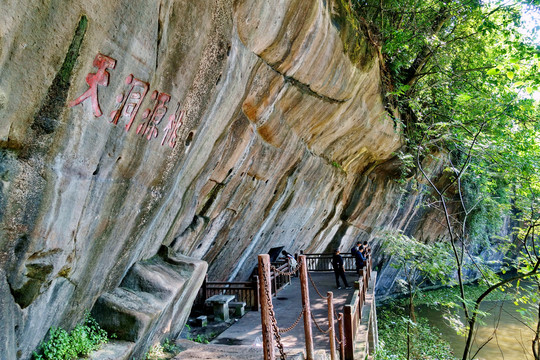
top-left (33, 312), bottom-right (111, 360)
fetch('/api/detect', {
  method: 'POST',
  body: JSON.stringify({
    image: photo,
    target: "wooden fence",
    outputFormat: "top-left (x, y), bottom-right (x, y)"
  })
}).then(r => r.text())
top-left (343, 256), bottom-right (374, 359)
top-left (257, 253), bottom-right (376, 360)
top-left (195, 276), bottom-right (260, 310)
top-left (195, 262), bottom-right (293, 311)
top-left (300, 253), bottom-right (375, 360)
top-left (344, 269), bottom-right (367, 359)
top-left (270, 262), bottom-right (293, 295)
top-left (304, 252), bottom-right (357, 272)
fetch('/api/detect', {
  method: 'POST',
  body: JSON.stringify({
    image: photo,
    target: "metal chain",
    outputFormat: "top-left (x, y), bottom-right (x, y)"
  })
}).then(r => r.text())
top-left (278, 306), bottom-right (305, 333)
top-left (335, 332), bottom-right (343, 345)
top-left (306, 270), bottom-right (329, 299)
top-left (335, 313), bottom-right (343, 345)
top-left (261, 263), bottom-right (287, 359)
top-left (310, 311), bottom-right (331, 334)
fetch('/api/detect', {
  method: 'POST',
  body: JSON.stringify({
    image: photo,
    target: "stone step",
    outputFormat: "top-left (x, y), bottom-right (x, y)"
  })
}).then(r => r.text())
top-left (91, 256), bottom-right (193, 342)
top-left (120, 256), bottom-right (187, 302)
top-left (90, 251), bottom-right (207, 359)
top-left (91, 286), bottom-right (163, 342)
top-left (86, 340), bottom-right (135, 360)
top-left (173, 339), bottom-right (263, 359)
top-left (173, 340), bottom-right (332, 360)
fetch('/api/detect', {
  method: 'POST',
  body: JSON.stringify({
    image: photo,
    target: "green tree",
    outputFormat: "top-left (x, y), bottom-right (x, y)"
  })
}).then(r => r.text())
top-left (382, 231), bottom-right (454, 359)
top-left (342, 0), bottom-right (540, 358)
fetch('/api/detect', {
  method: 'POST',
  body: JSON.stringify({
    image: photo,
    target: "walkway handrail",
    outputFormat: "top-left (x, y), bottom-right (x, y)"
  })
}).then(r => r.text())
top-left (196, 275), bottom-right (260, 310)
top-left (303, 253), bottom-right (357, 272)
top-left (196, 262), bottom-right (294, 312)
top-left (302, 252), bottom-right (372, 273)
top-left (344, 269), bottom-right (368, 359)
top-left (270, 262), bottom-right (293, 296)
top-left (257, 252), bottom-right (376, 360)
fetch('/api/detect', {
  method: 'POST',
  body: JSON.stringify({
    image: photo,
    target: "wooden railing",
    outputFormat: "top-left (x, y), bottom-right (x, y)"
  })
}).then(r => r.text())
top-left (304, 253), bottom-right (357, 272)
top-left (343, 257), bottom-right (375, 359)
top-left (270, 262), bottom-right (293, 296)
top-left (303, 251), bottom-right (375, 359)
top-left (344, 268), bottom-right (367, 359)
top-left (195, 262), bottom-right (293, 311)
top-left (195, 276), bottom-right (259, 310)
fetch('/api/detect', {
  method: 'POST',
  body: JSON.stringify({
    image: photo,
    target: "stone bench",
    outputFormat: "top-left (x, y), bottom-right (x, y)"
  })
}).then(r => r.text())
top-left (196, 315), bottom-right (208, 327)
top-left (229, 301), bottom-right (246, 317)
top-left (205, 294), bottom-right (236, 322)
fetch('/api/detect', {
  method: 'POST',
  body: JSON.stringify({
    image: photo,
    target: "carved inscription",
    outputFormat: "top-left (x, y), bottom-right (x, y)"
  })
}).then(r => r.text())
top-left (110, 74), bottom-right (149, 132)
top-left (137, 91), bottom-right (171, 140)
top-left (68, 53), bottom-right (116, 117)
top-left (162, 105), bottom-right (184, 148)
top-left (69, 52), bottom-right (187, 149)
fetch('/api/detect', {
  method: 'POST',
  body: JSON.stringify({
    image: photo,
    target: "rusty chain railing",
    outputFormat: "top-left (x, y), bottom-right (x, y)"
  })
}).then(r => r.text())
top-left (261, 257), bottom-right (288, 359)
top-left (259, 253), bottom-right (372, 360)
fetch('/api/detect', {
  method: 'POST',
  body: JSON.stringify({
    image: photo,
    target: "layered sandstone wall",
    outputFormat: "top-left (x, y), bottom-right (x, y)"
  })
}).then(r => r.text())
top-left (0, 0), bottom-right (446, 358)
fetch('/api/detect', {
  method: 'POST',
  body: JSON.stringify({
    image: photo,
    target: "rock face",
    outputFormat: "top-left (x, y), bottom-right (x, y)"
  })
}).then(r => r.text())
top-left (0, 0), bottom-right (453, 358)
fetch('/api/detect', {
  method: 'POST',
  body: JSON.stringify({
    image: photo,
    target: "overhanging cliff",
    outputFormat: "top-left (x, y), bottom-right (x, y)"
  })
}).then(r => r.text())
top-left (0, 0), bottom-right (450, 358)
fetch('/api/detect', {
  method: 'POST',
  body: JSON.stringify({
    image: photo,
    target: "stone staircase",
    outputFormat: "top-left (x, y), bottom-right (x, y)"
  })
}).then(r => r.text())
top-left (88, 248), bottom-right (207, 360)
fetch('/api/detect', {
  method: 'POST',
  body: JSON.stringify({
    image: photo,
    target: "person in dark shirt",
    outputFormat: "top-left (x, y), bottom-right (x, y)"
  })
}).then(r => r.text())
top-left (362, 240), bottom-right (371, 257)
top-left (332, 249), bottom-right (351, 289)
top-left (351, 241), bottom-right (366, 275)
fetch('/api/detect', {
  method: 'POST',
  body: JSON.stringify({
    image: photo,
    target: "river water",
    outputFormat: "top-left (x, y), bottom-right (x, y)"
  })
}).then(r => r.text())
top-left (419, 301), bottom-right (537, 359)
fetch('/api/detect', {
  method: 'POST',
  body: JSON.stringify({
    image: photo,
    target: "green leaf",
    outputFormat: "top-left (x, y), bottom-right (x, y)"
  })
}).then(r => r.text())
top-left (526, 86), bottom-right (533, 94)
top-left (487, 68), bottom-right (498, 75)
top-left (457, 94), bottom-right (472, 102)
top-left (506, 71), bottom-right (514, 80)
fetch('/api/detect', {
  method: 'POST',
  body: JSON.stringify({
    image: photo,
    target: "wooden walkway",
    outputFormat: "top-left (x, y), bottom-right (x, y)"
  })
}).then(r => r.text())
top-left (211, 271), bottom-right (358, 355)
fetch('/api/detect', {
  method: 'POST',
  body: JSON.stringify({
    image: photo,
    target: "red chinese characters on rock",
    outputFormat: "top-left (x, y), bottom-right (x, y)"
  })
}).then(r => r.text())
top-left (110, 74), bottom-right (149, 131)
top-left (70, 52), bottom-right (188, 150)
top-left (137, 91), bottom-right (171, 141)
top-left (68, 53), bottom-right (116, 117)
top-left (162, 104), bottom-right (184, 148)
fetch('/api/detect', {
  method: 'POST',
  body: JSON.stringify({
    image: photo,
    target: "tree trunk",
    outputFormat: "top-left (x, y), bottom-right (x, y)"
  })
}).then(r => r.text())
top-left (533, 282), bottom-right (540, 360)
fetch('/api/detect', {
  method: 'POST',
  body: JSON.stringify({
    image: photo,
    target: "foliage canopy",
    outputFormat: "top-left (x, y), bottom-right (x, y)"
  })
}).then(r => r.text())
top-left (345, 0), bottom-right (540, 358)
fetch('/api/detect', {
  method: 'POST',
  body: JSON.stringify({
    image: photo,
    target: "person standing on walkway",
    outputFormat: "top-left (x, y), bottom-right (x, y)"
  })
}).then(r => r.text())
top-left (362, 240), bottom-right (371, 256)
top-left (332, 249), bottom-right (351, 289)
top-left (351, 241), bottom-right (366, 275)
top-left (281, 250), bottom-right (298, 271)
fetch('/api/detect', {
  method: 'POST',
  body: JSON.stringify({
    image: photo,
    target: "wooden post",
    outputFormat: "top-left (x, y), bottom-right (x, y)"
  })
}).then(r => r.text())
top-left (327, 291), bottom-right (337, 360)
top-left (358, 281), bottom-right (364, 320)
top-left (363, 267), bottom-right (368, 292)
top-left (203, 274), bottom-right (208, 299)
top-left (366, 256), bottom-right (371, 280)
top-left (299, 255), bottom-right (315, 360)
top-left (344, 305), bottom-right (353, 360)
top-left (258, 255), bottom-right (274, 360)
top-left (273, 268), bottom-right (277, 296)
top-left (253, 275), bottom-right (260, 311)
top-left (338, 313), bottom-right (345, 360)
top-left (359, 269), bottom-right (367, 302)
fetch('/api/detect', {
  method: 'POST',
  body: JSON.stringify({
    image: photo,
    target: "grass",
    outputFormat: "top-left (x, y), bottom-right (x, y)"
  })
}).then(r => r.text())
top-left (144, 339), bottom-right (180, 360)
top-left (183, 324), bottom-right (216, 344)
top-left (375, 304), bottom-right (458, 360)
